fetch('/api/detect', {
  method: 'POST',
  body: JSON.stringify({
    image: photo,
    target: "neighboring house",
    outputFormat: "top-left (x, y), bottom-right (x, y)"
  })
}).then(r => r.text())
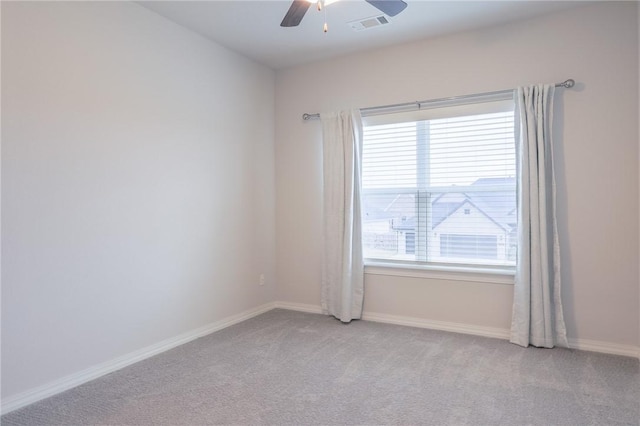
top-left (362, 177), bottom-right (516, 263)
top-left (362, 193), bottom-right (415, 258)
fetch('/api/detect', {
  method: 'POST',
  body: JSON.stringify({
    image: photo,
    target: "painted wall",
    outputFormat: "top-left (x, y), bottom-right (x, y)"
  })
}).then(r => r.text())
top-left (275, 2), bottom-right (639, 347)
top-left (1, 1), bottom-right (276, 398)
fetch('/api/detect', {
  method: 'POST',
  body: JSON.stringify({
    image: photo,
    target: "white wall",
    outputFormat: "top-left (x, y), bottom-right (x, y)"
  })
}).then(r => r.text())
top-left (275, 2), bottom-right (639, 347)
top-left (1, 1), bottom-right (275, 398)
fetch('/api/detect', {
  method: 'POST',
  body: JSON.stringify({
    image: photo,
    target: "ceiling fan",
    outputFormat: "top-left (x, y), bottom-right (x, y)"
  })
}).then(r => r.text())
top-left (281, 0), bottom-right (408, 27)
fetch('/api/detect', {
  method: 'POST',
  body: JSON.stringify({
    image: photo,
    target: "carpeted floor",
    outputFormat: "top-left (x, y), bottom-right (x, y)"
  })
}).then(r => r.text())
top-left (2, 309), bottom-right (639, 425)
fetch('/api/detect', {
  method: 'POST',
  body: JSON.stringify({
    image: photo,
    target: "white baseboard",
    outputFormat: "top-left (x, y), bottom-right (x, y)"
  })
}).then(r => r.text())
top-left (568, 337), bottom-right (639, 359)
top-left (274, 301), bottom-right (323, 314)
top-left (1, 302), bottom-right (276, 415)
top-left (361, 311), bottom-right (511, 340)
top-left (273, 301), bottom-right (509, 339)
top-left (275, 301), bottom-right (639, 360)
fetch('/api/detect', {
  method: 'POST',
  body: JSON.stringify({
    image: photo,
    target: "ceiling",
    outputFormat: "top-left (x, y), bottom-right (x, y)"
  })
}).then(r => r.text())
top-left (139, 1), bottom-right (588, 70)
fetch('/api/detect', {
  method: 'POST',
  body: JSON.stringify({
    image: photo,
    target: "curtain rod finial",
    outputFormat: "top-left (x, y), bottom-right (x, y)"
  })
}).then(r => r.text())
top-left (561, 79), bottom-right (575, 88)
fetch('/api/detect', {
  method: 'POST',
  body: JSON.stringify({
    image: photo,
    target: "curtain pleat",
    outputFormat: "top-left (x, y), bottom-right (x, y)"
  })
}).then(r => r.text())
top-left (320, 110), bottom-right (364, 323)
top-left (510, 85), bottom-right (568, 348)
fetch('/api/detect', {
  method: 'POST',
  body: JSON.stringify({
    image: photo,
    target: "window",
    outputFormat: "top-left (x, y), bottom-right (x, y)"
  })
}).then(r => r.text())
top-left (361, 96), bottom-right (516, 269)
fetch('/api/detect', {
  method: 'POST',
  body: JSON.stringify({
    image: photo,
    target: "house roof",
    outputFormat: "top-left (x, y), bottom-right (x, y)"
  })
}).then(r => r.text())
top-left (432, 178), bottom-right (516, 231)
top-left (363, 177), bottom-right (516, 232)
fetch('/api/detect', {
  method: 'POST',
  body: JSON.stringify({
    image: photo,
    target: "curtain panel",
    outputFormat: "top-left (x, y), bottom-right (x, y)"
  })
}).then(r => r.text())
top-left (510, 85), bottom-right (568, 348)
top-left (320, 110), bottom-right (364, 323)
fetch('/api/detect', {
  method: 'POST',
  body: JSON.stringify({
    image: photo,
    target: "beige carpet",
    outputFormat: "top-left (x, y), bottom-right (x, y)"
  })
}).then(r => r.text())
top-left (2, 309), bottom-right (639, 425)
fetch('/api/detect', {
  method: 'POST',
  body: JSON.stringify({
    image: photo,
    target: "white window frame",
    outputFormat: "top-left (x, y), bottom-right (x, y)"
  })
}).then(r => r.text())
top-left (361, 93), bottom-right (517, 280)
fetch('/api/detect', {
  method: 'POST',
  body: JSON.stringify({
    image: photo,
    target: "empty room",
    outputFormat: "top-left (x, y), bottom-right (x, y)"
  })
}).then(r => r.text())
top-left (1, 0), bottom-right (639, 424)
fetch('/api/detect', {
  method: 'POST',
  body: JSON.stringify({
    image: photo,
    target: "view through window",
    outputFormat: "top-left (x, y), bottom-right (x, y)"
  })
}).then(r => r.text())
top-left (361, 101), bottom-right (517, 268)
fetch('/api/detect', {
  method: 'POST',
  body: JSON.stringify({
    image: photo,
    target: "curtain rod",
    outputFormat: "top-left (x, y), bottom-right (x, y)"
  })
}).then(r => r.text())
top-left (301, 79), bottom-right (575, 121)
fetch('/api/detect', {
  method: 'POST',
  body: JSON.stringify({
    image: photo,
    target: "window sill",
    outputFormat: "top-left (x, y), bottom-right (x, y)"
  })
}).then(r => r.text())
top-left (364, 261), bottom-right (515, 285)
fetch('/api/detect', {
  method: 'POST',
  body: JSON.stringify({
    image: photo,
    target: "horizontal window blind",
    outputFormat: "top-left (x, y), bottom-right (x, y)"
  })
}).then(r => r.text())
top-left (361, 102), bottom-right (516, 268)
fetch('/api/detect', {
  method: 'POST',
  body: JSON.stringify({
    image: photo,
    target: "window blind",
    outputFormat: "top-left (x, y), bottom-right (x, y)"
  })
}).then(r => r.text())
top-left (361, 100), bottom-right (516, 268)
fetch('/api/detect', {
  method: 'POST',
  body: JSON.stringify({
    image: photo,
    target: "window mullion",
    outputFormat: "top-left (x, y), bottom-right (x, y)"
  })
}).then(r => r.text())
top-left (416, 121), bottom-right (430, 262)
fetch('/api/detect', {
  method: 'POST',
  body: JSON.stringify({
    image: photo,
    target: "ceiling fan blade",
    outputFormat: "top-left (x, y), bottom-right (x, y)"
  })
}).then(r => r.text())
top-left (281, 0), bottom-right (312, 27)
top-left (365, 0), bottom-right (408, 17)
